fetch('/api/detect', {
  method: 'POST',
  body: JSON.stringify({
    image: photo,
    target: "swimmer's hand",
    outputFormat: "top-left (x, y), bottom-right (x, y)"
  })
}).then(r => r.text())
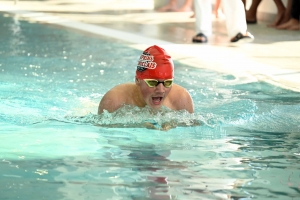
top-left (162, 120), bottom-right (202, 131)
top-left (143, 122), bottom-right (175, 131)
top-left (143, 122), bottom-right (174, 131)
top-left (161, 123), bottom-right (175, 131)
top-left (144, 122), bottom-right (158, 129)
top-left (144, 120), bottom-right (201, 131)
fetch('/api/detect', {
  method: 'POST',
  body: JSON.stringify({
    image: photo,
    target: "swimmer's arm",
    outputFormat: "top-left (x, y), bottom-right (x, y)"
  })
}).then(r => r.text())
top-left (173, 88), bottom-right (194, 113)
top-left (161, 119), bottom-right (201, 131)
top-left (184, 93), bottom-right (194, 113)
top-left (95, 121), bottom-right (161, 129)
top-left (93, 116), bottom-right (201, 130)
top-left (143, 120), bottom-right (202, 131)
top-left (182, 88), bottom-right (194, 113)
top-left (98, 92), bottom-right (124, 114)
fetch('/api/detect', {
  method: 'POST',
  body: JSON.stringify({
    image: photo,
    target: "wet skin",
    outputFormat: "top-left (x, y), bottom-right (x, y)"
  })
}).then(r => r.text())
top-left (136, 78), bottom-right (172, 110)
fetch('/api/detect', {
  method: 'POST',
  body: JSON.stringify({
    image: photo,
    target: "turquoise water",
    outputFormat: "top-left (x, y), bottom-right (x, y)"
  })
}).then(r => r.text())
top-left (1, 13), bottom-right (300, 199)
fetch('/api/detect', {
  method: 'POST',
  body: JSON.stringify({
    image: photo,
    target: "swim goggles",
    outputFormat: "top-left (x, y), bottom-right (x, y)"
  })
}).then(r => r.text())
top-left (143, 79), bottom-right (173, 88)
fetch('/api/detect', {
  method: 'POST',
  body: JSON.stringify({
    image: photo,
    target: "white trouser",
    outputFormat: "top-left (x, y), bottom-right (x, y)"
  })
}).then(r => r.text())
top-left (194, 0), bottom-right (247, 38)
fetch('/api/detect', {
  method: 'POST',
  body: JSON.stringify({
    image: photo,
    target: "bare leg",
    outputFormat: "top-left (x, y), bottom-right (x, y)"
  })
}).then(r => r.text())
top-left (268, 0), bottom-right (286, 27)
top-left (156, 0), bottom-right (177, 12)
top-left (276, 18), bottom-right (300, 30)
top-left (246, 0), bottom-right (262, 23)
top-left (280, 0), bottom-right (292, 25)
top-left (213, 0), bottom-right (222, 18)
top-left (176, 0), bottom-right (193, 12)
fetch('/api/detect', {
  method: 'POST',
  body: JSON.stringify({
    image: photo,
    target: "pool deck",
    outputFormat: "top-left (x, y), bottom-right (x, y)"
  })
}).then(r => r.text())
top-left (1, 0), bottom-right (300, 92)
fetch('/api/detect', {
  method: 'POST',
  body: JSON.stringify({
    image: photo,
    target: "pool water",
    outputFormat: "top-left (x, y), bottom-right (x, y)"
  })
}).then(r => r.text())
top-left (1, 13), bottom-right (300, 200)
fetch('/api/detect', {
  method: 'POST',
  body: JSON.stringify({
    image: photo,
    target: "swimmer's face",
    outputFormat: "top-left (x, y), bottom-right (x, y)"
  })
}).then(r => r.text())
top-left (136, 78), bottom-right (172, 109)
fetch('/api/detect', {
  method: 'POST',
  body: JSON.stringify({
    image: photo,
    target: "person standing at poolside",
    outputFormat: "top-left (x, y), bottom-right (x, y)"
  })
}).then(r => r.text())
top-left (245, 0), bottom-right (292, 27)
top-left (192, 0), bottom-right (254, 43)
top-left (98, 45), bottom-right (194, 114)
top-left (276, 0), bottom-right (300, 30)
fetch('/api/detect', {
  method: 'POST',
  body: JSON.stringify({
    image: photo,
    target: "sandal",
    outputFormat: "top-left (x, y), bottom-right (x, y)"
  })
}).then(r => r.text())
top-left (192, 33), bottom-right (208, 43)
top-left (230, 32), bottom-right (254, 43)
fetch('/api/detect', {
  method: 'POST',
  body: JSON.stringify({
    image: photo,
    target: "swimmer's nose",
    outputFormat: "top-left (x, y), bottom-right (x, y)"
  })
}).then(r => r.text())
top-left (155, 82), bottom-right (165, 91)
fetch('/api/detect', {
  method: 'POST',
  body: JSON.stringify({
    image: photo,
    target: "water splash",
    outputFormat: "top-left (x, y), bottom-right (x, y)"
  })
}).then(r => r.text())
top-left (63, 105), bottom-right (209, 130)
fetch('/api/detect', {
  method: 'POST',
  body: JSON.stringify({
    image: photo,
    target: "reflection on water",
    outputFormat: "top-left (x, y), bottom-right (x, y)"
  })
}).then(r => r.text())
top-left (0, 123), bottom-right (243, 199)
top-left (2, 121), bottom-right (299, 199)
top-left (228, 128), bottom-right (300, 199)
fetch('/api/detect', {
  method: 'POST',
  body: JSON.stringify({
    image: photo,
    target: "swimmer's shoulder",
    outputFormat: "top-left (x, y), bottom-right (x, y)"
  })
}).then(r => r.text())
top-left (169, 83), bottom-right (194, 113)
top-left (98, 83), bottom-right (136, 114)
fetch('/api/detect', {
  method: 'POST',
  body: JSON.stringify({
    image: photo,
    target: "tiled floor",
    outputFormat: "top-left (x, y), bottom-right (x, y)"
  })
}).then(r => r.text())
top-left (1, 0), bottom-right (300, 91)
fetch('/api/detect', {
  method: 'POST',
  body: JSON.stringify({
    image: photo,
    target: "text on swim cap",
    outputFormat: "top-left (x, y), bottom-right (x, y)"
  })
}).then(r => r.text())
top-left (137, 52), bottom-right (157, 72)
top-left (140, 54), bottom-right (154, 62)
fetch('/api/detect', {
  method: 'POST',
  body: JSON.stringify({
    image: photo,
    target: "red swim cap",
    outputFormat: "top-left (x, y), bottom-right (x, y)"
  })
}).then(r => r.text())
top-left (136, 45), bottom-right (174, 80)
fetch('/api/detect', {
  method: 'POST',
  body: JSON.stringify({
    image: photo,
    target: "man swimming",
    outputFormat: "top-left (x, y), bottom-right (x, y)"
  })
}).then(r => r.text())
top-left (98, 45), bottom-right (194, 114)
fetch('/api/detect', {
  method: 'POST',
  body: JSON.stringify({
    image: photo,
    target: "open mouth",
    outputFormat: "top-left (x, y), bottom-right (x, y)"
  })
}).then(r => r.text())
top-left (152, 97), bottom-right (163, 105)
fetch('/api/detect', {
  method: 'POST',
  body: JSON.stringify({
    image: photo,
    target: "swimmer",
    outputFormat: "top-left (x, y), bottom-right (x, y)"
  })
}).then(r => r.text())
top-left (98, 45), bottom-right (194, 115)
